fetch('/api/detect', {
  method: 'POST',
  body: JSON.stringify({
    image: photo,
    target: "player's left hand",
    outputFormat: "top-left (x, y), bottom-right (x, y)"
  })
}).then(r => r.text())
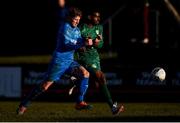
top-left (95, 35), bottom-right (102, 42)
top-left (94, 35), bottom-right (102, 45)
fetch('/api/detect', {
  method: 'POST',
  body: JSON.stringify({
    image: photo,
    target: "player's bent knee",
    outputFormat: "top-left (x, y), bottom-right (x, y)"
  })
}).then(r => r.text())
top-left (79, 66), bottom-right (89, 78)
top-left (96, 71), bottom-right (106, 84)
top-left (96, 71), bottom-right (103, 78)
top-left (84, 70), bottom-right (89, 78)
top-left (41, 81), bottom-right (53, 91)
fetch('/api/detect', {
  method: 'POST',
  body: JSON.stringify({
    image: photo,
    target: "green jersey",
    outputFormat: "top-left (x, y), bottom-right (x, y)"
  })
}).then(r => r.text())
top-left (76, 24), bottom-right (103, 70)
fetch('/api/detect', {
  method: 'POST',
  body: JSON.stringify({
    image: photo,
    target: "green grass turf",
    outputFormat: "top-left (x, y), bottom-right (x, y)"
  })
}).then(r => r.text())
top-left (0, 101), bottom-right (180, 122)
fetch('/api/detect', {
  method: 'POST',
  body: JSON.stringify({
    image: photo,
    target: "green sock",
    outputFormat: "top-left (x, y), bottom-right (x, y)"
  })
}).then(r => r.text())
top-left (100, 84), bottom-right (113, 108)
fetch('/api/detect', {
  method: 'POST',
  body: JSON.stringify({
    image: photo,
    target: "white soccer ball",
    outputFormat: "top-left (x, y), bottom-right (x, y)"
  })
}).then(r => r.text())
top-left (152, 67), bottom-right (166, 81)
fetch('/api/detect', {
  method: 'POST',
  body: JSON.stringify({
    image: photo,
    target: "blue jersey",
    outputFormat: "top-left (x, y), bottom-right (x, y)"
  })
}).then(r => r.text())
top-left (56, 22), bottom-right (84, 54)
top-left (56, 22), bottom-right (83, 52)
top-left (45, 22), bottom-right (84, 82)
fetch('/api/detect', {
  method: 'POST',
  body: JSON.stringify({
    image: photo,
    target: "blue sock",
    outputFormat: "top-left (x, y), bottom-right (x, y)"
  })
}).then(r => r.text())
top-left (77, 77), bottom-right (89, 103)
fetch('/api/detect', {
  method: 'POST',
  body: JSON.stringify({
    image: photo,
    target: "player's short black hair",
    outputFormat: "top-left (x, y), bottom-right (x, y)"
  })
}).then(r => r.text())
top-left (88, 8), bottom-right (101, 16)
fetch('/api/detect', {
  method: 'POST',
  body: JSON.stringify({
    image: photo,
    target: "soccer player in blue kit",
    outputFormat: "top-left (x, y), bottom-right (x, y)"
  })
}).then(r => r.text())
top-left (17, 7), bottom-right (92, 115)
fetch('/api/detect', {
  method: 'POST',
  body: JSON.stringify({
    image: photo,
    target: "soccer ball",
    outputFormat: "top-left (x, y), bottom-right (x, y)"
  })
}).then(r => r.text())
top-left (151, 67), bottom-right (166, 81)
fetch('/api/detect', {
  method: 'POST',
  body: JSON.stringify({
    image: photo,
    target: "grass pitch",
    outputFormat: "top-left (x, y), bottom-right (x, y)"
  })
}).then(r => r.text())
top-left (0, 101), bottom-right (180, 122)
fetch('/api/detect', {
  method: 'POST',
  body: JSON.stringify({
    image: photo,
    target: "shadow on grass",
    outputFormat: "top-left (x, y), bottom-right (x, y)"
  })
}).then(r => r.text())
top-left (62, 116), bottom-right (180, 122)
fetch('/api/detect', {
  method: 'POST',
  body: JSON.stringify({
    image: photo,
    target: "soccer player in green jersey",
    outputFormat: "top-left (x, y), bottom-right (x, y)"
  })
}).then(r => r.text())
top-left (76, 10), bottom-right (124, 115)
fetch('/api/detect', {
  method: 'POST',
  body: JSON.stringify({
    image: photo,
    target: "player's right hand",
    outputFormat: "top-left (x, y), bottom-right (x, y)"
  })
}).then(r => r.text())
top-left (85, 38), bottom-right (93, 46)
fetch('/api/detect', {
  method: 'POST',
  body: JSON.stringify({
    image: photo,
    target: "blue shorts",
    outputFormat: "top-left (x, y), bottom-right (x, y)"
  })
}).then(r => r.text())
top-left (44, 52), bottom-right (81, 82)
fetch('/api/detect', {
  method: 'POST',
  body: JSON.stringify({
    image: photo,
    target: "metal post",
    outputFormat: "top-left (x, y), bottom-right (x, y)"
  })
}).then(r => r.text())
top-left (155, 10), bottom-right (160, 48)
